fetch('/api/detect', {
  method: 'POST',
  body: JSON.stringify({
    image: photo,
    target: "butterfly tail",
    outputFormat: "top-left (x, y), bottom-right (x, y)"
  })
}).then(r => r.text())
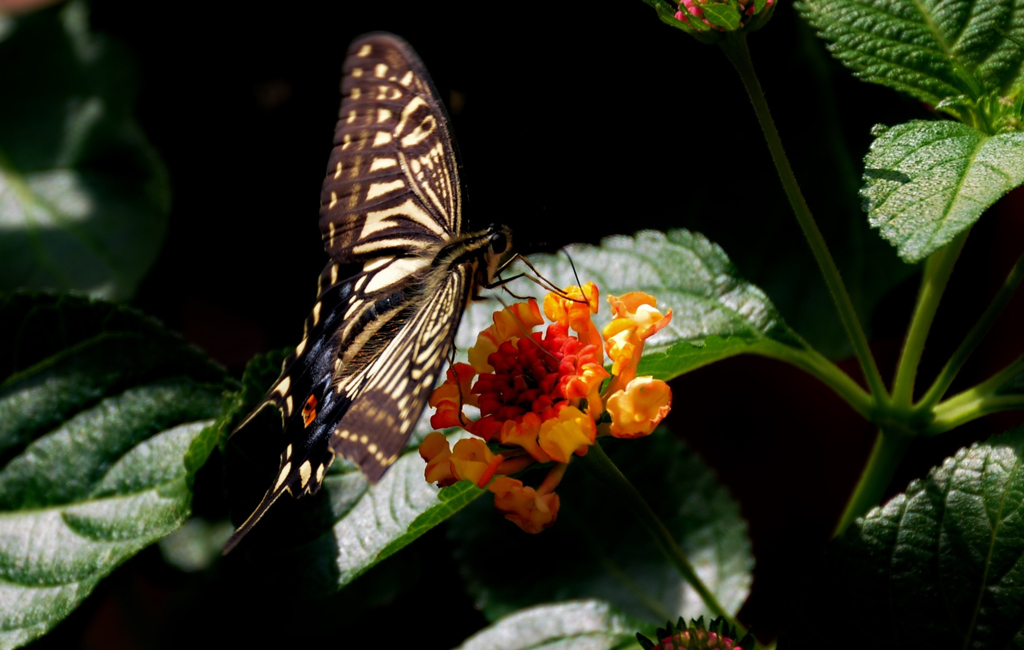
top-left (222, 483), bottom-right (288, 555)
top-left (224, 382), bottom-right (342, 554)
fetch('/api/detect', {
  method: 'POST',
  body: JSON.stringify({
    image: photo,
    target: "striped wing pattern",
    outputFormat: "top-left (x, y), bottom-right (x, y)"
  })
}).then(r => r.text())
top-left (329, 265), bottom-right (471, 479)
top-left (224, 33), bottom-right (504, 554)
top-left (319, 33), bottom-right (462, 262)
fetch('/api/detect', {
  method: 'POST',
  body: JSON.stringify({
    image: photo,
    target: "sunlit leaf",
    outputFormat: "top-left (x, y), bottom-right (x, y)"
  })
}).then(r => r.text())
top-left (797, 0), bottom-right (1024, 106)
top-left (0, 293), bottom-right (226, 648)
top-left (863, 121), bottom-right (1024, 262)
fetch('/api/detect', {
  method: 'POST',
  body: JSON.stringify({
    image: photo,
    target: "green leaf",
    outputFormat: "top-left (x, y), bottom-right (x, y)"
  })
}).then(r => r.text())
top-left (457, 600), bottom-right (653, 650)
top-left (636, 333), bottom-right (809, 379)
top-left (0, 293), bottom-right (226, 456)
top-left (863, 121), bottom-right (1024, 262)
top-left (463, 230), bottom-right (808, 380)
top-left (450, 430), bottom-right (753, 624)
top-left (320, 455), bottom-right (485, 589)
top-left (702, 2), bottom-right (742, 30)
top-left (0, 1), bottom-right (170, 300)
top-left (0, 293), bottom-right (226, 648)
top-left (797, 0), bottom-right (1024, 106)
top-left (805, 427), bottom-right (1024, 649)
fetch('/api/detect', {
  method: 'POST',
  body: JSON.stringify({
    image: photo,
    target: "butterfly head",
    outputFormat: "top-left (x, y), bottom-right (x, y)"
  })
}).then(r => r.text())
top-left (487, 223), bottom-right (513, 256)
top-left (482, 223), bottom-right (514, 280)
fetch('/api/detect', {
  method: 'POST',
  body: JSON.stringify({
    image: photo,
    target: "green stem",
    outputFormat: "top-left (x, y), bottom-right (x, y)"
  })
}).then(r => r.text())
top-left (929, 353), bottom-right (1024, 434)
top-left (917, 249), bottom-right (1024, 411)
top-left (719, 34), bottom-right (888, 405)
top-left (832, 428), bottom-right (913, 537)
top-left (581, 441), bottom-right (741, 631)
top-left (752, 344), bottom-right (874, 419)
top-left (891, 232), bottom-right (970, 408)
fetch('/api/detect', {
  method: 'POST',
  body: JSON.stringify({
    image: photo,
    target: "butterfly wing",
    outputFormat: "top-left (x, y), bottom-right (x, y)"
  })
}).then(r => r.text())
top-left (326, 262), bottom-right (473, 481)
top-left (224, 33), bottom-right (479, 553)
top-left (320, 32), bottom-right (463, 262)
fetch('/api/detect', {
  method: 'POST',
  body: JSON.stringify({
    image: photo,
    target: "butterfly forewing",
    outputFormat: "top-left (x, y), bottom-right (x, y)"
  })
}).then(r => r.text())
top-left (320, 33), bottom-right (462, 263)
top-left (223, 33), bottom-right (512, 554)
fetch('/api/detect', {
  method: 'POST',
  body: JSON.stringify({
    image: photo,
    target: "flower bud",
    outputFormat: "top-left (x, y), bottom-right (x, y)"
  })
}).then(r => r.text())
top-left (649, 0), bottom-right (778, 43)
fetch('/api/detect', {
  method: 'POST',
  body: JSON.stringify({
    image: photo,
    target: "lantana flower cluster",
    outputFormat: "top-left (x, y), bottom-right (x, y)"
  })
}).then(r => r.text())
top-left (420, 283), bottom-right (672, 533)
top-left (674, 0), bottom-right (775, 32)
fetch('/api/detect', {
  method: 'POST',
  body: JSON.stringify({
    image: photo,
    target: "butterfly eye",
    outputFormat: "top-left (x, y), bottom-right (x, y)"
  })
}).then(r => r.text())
top-left (489, 231), bottom-right (507, 255)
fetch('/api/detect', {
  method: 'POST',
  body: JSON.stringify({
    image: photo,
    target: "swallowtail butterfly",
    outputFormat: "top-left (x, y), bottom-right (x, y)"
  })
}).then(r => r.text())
top-left (224, 33), bottom-right (513, 552)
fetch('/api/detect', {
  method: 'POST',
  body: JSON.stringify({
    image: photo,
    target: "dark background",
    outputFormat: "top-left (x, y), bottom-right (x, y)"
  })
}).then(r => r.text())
top-left (25, 0), bottom-right (1024, 647)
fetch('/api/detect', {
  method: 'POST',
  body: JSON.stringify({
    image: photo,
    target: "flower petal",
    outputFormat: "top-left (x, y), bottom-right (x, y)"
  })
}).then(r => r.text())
top-left (450, 438), bottom-right (503, 487)
top-left (607, 292), bottom-right (673, 340)
top-left (538, 406), bottom-right (596, 463)
top-left (488, 476), bottom-right (560, 534)
top-left (544, 283), bottom-right (602, 348)
top-left (420, 431), bottom-right (456, 487)
top-left (605, 376), bottom-right (673, 439)
top-left (500, 413), bottom-right (551, 463)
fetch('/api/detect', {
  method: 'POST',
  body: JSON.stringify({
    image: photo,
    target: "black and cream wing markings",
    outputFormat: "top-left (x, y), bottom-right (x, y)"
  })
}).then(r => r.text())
top-left (328, 265), bottom-right (473, 477)
top-left (320, 33), bottom-right (462, 262)
top-left (224, 33), bottom-right (512, 553)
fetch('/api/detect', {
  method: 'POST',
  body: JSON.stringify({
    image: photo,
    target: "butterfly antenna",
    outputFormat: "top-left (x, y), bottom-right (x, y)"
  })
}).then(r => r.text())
top-left (486, 254), bottom-right (535, 300)
top-left (519, 256), bottom-right (569, 296)
top-left (488, 253), bottom-right (589, 306)
top-left (563, 250), bottom-right (585, 297)
top-left (443, 344), bottom-right (474, 430)
top-left (494, 269), bottom-right (534, 301)
top-left (519, 254), bottom-right (590, 306)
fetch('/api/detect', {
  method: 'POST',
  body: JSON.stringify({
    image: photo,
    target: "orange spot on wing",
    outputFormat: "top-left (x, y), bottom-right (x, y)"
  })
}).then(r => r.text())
top-left (302, 394), bottom-right (318, 428)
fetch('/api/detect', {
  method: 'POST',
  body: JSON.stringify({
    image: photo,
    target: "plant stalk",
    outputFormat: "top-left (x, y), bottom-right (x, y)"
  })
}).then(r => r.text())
top-left (832, 428), bottom-right (913, 537)
top-left (929, 353), bottom-right (1024, 434)
top-left (917, 249), bottom-right (1024, 411)
top-left (754, 344), bottom-right (874, 419)
top-left (890, 231), bottom-right (970, 408)
top-left (719, 33), bottom-right (888, 405)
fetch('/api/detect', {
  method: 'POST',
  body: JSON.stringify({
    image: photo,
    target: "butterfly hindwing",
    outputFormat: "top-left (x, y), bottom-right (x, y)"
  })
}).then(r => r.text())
top-left (320, 33), bottom-right (462, 264)
top-left (223, 269), bottom-right (369, 553)
top-left (330, 264), bottom-right (472, 481)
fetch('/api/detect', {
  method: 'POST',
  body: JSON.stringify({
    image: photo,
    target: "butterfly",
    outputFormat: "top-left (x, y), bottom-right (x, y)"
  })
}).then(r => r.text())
top-left (224, 32), bottom-right (513, 553)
